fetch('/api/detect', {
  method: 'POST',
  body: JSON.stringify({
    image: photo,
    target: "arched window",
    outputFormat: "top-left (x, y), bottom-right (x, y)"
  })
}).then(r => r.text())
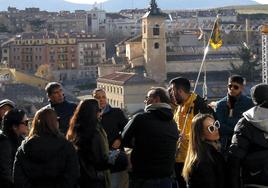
top-left (153, 24), bottom-right (160, 36)
top-left (154, 43), bottom-right (159, 49)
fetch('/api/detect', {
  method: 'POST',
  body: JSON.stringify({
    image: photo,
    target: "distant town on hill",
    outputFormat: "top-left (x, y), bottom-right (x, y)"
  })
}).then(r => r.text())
top-left (0, 0), bottom-right (258, 12)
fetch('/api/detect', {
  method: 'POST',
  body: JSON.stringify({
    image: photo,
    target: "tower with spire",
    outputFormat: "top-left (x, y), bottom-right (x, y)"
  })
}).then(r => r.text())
top-left (142, 0), bottom-right (166, 83)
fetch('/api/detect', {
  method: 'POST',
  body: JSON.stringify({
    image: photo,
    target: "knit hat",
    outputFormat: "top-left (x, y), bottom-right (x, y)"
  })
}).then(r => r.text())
top-left (0, 99), bottom-right (15, 109)
top-left (251, 83), bottom-right (268, 107)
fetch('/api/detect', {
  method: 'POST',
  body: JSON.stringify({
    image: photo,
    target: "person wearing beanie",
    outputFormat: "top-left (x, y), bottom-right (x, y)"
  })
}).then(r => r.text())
top-left (215, 75), bottom-right (253, 154)
top-left (0, 99), bottom-right (15, 122)
top-left (227, 83), bottom-right (268, 188)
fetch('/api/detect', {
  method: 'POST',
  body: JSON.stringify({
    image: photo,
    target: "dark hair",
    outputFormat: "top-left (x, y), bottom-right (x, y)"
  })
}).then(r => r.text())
top-left (150, 87), bottom-right (171, 103)
top-left (66, 99), bottom-right (100, 148)
top-left (28, 108), bottom-right (60, 138)
top-left (2, 108), bottom-right (25, 138)
top-left (228, 75), bottom-right (245, 85)
top-left (169, 77), bottom-right (191, 93)
top-left (45, 82), bottom-right (62, 96)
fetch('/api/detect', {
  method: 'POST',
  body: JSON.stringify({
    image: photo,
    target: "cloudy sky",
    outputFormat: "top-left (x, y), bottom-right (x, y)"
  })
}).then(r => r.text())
top-left (64, 0), bottom-right (267, 4)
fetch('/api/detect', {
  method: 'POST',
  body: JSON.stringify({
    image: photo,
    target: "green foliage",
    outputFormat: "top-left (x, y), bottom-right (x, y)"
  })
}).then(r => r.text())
top-left (230, 44), bottom-right (261, 81)
top-left (29, 19), bottom-right (46, 32)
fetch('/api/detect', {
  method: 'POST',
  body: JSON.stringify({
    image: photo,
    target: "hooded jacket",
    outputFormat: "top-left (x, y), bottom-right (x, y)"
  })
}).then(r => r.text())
top-left (122, 103), bottom-right (179, 179)
top-left (228, 106), bottom-right (268, 188)
top-left (13, 135), bottom-right (80, 188)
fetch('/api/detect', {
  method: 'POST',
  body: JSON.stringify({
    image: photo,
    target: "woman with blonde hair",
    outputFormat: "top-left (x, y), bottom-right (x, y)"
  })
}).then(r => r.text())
top-left (13, 108), bottom-right (79, 188)
top-left (182, 113), bottom-right (226, 188)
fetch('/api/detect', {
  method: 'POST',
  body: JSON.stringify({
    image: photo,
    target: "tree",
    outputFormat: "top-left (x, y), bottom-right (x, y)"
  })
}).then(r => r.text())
top-left (230, 43), bottom-right (261, 81)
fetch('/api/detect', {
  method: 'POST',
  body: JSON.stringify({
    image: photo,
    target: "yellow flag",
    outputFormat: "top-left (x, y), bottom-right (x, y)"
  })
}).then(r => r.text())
top-left (209, 18), bottom-right (222, 50)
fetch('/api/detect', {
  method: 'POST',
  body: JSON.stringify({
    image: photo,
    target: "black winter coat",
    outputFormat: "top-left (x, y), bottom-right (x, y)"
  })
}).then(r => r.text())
top-left (0, 133), bottom-right (13, 188)
top-left (101, 106), bottom-right (128, 148)
top-left (228, 110), bottom-right (268, 188)
top-left (13, 135), bottom-right (80, 188)
top-left (45, 100), bottom-right (77, 134)
top-left (188, 143), bottom-right (226, 188)
top-left (122, 103), bottom-right (179, 179)
top-left (77, 126), bottom-right (110, 188)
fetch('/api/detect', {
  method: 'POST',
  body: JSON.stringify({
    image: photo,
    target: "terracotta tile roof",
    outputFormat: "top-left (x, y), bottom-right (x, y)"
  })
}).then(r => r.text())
top-left (97, 72), bottom-right (155, 85)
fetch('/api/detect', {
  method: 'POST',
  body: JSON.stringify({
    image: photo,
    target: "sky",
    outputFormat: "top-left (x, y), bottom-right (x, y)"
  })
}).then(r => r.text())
top-left (64, 0), bottom-right (268, 4)
top-left (64, 0), bottom-right (107, 4)
top-left (254, 0), bottom-right (268, 3)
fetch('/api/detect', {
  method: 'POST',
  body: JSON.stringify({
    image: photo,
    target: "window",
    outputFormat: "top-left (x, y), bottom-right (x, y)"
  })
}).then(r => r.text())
top-left (144, 25), bottom-right (146, 34)
top-left (153, 24), bottom-right (160, 36)
top-left (154, 43), bottom-right (159, 49)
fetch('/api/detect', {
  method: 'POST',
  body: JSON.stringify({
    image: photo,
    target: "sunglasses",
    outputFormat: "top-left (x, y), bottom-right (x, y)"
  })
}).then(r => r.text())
top-left (207, 120), bottom-right (220, 133)
top-left (20, 120), bottom-right (29, 126)
top-left (228, 84), bottom-right (239, 90)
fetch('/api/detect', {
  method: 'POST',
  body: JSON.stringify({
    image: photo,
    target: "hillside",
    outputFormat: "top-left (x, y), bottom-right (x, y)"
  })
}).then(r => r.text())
top-left (227, 4), bottom-right (268, 14)
top-left (0, 0), bottom-right (258, 12)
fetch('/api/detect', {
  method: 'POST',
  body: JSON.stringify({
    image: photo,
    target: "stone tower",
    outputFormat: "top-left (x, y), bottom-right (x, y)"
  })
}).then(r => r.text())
top-left (142, 0), bottom-right (166, 83)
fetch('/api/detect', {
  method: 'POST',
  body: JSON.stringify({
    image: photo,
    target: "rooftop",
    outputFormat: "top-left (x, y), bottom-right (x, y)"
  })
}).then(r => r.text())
top-left (97, 72), bottom-right (155, 86)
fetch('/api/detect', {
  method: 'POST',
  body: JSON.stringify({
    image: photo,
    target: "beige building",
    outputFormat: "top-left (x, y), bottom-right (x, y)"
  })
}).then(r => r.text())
top-left (97, 72), bottom-right (156, 114)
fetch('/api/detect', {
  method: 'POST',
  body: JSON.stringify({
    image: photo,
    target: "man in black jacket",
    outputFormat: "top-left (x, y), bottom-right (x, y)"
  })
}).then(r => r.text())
top-left (44, 82), bottom-right (77, 134)
top-left (122, 87), bottom-right (179, 188)
top-left (228, 83), bottom-right (268, 188)
top-left (93, 88), bottom-right (128, 188)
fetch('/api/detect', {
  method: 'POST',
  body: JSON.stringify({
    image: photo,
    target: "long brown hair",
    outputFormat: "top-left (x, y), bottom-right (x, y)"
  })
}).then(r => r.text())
top-left (182, 113), bottom-right (214, 182)
top-left (28, 108), bottom-right (60, 138)
top-left (66, 99), bottom-right (100, 147)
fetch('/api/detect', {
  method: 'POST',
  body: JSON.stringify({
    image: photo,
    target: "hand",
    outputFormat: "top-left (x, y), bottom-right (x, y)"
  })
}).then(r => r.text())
top-left (112, 139), bottom-right (121, 149)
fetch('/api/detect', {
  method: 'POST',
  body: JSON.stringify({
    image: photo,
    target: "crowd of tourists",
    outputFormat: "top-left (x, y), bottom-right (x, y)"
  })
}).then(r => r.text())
top-left (0, 75), bottom-right (268, 188)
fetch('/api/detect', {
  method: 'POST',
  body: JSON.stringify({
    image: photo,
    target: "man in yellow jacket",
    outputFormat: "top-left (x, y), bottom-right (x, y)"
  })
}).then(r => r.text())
top-left (169, 77), bottom-right (214, 188)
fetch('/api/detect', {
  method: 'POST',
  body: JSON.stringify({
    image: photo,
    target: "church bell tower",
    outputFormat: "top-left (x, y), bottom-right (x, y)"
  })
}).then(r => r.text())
top-left (142, 0), bottom-right (166, 83)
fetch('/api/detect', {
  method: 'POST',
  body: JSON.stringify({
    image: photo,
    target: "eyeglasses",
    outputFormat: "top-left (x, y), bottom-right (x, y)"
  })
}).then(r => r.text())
top-left (228, 84), bottom-right (239, 90)
top-left (207, 120), bottom-right (220, 133)
top-left (20, 120), bottom-right (29, 126)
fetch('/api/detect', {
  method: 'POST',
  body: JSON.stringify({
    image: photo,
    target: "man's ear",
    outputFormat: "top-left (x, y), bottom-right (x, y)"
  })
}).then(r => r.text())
top-left (155, 96), bottom-right (161, 103)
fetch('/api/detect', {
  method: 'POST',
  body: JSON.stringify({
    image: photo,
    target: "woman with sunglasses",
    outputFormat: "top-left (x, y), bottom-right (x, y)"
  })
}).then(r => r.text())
top-left (66, 99), bottom-right (111, 188)
top-left (182, 113), bottom-right (226, 188)
top-left (0, 108), bottom-right (28, 188)
top-left (13, 108), bottom-right (80, 188)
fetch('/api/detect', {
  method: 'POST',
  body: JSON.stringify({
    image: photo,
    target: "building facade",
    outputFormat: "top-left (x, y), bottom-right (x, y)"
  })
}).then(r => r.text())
top-left (1, 32), bottom-right (106, 81)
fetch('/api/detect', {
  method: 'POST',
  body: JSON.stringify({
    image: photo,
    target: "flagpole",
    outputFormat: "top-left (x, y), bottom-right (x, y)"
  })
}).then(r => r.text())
top-left (193, 15), bottom-right (220, 94)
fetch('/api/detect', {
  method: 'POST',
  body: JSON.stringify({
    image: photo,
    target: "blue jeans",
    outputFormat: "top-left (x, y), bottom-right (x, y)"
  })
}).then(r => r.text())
top-left (129, 176), bottom-right (172, 188)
